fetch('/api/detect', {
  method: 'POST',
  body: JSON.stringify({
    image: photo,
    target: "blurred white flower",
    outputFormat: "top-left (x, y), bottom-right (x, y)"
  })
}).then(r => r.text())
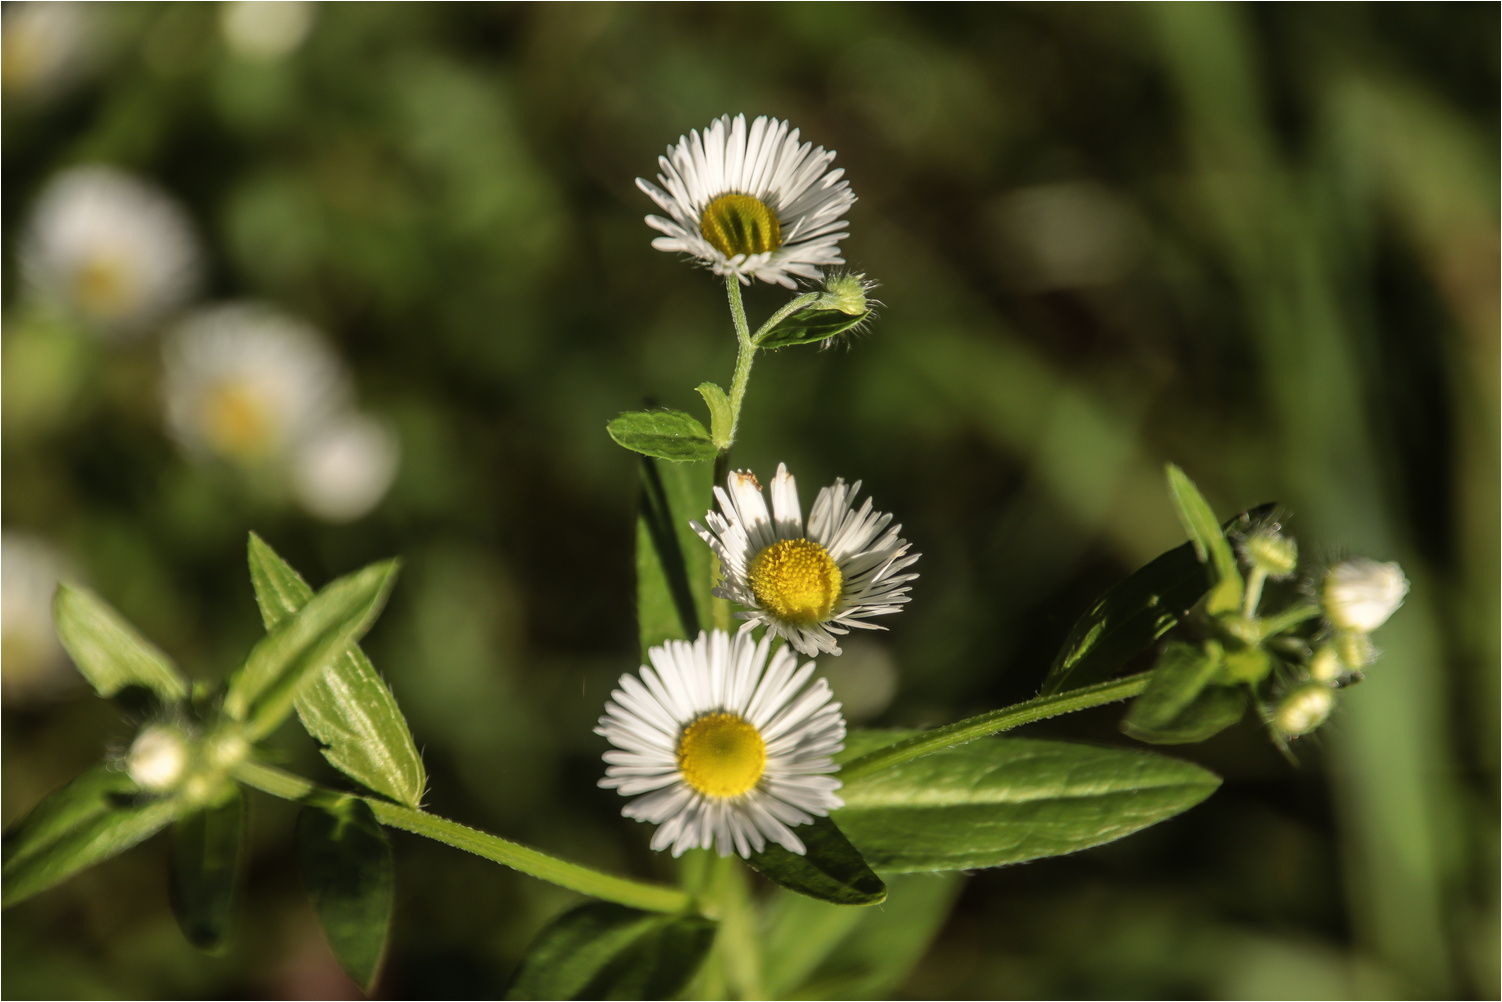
top-left (1, 2), bottom-right (94, 102)
top-left (21, 166), bottom-right (202, 336)
top-left (127, 724), bottom-right (190, 793)
top-left (1323, 558), bottom-right (1409, 634)
top-left (2, 532), bottom-right (73, 705)
top-left (221, 1), bottom-right (314, 62)
top-left (291, 412), bottom-right (400, 523)
top-left (162, 302), bottom-right (350, 467)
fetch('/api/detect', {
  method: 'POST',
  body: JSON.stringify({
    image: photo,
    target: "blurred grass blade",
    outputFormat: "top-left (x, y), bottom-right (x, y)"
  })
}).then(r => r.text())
top-left (1042, 503), bottom-right (1275, 695)
top-left (169, 788), bottom-right (243, 953)
top-left (224, 559), bottom-right (399, 741)
top-left (247, 535), bottom-right (426, 808)
top-left (1124, 684), bottom-right (1248, 745)
top-left (1165, 464), bottom-right (1243, 614)
top-left (2, 764), bottom-right (183, 907)
top-left (756, 306), bottom-right (872, 349)
top-left (744, 815), bottom-right (886, 906)
top-left (636, 457), bottom-right (715, 660)
top-left (296, 796), bottom-right (394, 994)
top-left (504, 901), bottom-right (716, 1001)
top-left (53, 584), bottom-right (189, 704)
top-left (834, 730), bottom-right (1220, 872)
top-left (764, 873), bottom-right (964, 1000)
top-left (607, 409), bottom-right (718, 462)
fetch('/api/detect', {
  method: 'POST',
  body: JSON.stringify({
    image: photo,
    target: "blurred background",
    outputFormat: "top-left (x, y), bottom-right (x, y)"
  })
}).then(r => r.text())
top-left (2, 3), bottom-right (1496, 998)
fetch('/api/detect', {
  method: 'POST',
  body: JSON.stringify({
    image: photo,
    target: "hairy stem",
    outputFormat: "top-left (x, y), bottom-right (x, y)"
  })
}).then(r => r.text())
top-left (233, 759), bottom-right (691, 914)
top-left (724, 275), bottom-right (756, 446)
top-left (838, 673), bottom-right (1153, 783)
top-left (751, 291), bottom-right (820, 346)
top-left (1257, 602), bottom-right (1322, 640)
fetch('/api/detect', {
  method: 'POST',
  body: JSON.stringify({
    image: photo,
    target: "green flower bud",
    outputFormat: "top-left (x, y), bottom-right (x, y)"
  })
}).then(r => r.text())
top-left (1335, 630), bottom-right (1376, 670)
top-left (127, 724), bottom-right (190, 793)
top-left (1276, 684), bottom-right (1334, 737)
top-left (1220, 646), bottom-right (1273, 683)
top-left (813, 271), bottom-right (878, 316)
top-left (1309, 645), bottom-right (1343, 683)
top-left (1241, 527), bottom-right (1298, 580)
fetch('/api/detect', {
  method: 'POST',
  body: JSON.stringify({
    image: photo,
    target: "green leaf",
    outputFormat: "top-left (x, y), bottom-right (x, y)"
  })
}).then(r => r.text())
top-left (756, 306), bottom-right (872, 349)
top-left (296, 796), bottom-right (394, 994)
top-left (1041, 503), bottom-right (1276, 695)
top-left (695, 382), bottom-right (733, 449)
top-left (169, 788), bottom-right (244, 952)
top-left (504, 902), bottom-right (716, 1001)
top-left (834, 730), bottom-right (1221, 872)
top-left (224, 559), bottom-right (399, 741)
top-left (636, 457), bottom-right (715, 660)
top-left (3, 764), bottom-right (183, 907)
top-left (1123, 684), bottom-right (1248, 745)
top-left (52, 585), bottom-right (189, 704)
top-left (744, 815), bottom-right (885, 906)
top-left (1121, 640), bottom-right (1222, 733)
top-left (247, 535), bottom-right (426, 808)
top-left (607, 409), bottom-right (718, 463)
top-left (770, 873), bottom-right (964, 1000)
top-left (1165, 464), bottom-right (1243, 615)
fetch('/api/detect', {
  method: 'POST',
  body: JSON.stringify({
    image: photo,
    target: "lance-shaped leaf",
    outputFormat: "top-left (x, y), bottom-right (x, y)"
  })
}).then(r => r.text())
top-left (247, 535), bottom-right (426, 808)
top-left (53, 584), bottom-right (189, 704)
top-left (170, 788), bottom-right (244, 952)
top-left (296, 796), bottom-right (394, 994)
top-left (3, 764), bottom-right (183, 907)
top-left (636, 457), bottom-right (715, 660)
top-left (1122, 640), bottom-right (1222, 735)
top-left (744, 815), bottom-right (885, 906)
top-left (505, 901), bottom-right (715, 1001)
top-left (607, 409), bottom-right (718, 463)
top-left (833, 730), bottom-right (1221, 872)
top-left (1041, 503), bottom-right (1276, 695)
top-left (1166, 464), bottom-right (1243, 615)
top-left (1123, 683), bottom-right (1248, 745)
top-left (756, 306), bottom-right (872, 350)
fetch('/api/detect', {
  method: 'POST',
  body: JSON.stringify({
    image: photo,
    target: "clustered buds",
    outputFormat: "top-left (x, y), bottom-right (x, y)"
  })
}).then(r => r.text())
top-left (125, 721), bottom-right (247, 805)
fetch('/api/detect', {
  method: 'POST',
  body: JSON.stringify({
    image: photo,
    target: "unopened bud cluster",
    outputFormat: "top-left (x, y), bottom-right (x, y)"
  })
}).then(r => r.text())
top-left (125, 721), bottom-right (247, 805)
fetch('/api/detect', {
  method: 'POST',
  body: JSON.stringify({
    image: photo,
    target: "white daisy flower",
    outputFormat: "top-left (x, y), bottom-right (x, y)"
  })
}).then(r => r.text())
top-left (161, 302), bottom-right (350, 468)
top-left (21, 166), bottom-right (202, 336)
top-left (637, 113), bottom-right (856, 289)
top-left (597, 629), bottom-right (845, 858)
top-left (693, 464), bottom-right (919, 657)
top-left (2, 2), bottom-right (94, 103)
top-left (291, 412), bottom-right (401, 523)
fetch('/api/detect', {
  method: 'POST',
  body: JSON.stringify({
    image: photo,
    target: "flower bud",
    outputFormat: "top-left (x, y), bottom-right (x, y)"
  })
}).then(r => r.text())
top-left (1335, 630), bottom-right (1376, 670)
top-left (1276, 684), bottom-right (1334, 737)
top-left (813, 271), bottom-right (877, 316)
top-left (1241, 527), bottom-right (1298, 579)
top-left (1309, 645), bottom-right (1343, 683)
top-left (1323, 559), bottom-right (1408, 634)
top-left (127, 724), bottom-right (190, 793)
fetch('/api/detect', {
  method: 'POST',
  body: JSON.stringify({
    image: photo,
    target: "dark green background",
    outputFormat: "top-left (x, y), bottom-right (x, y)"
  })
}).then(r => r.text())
top-left (3, 3), bottom-right (1496, 998)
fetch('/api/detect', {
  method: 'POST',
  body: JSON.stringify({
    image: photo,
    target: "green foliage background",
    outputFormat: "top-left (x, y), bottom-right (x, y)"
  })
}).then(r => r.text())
top-left (3, 3), bottom-right (1496, 998)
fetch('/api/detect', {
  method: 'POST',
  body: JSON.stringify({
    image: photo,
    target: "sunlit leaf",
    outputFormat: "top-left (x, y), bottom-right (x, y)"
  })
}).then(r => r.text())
top-left (607, 409), bottom-right (718, 462)
top-left (248, 534), bottom-right (426, 808)
top-left (695, 382), bottom-right (733, 448)
top-left (52, 585), bottom-right (189, 704)
top-left (1165, 464), bottom-right (1243, 615)
top-left (636, 456), bottom-right (715, 660)
top-left (169, 788), bottom-right (244, 952)
top-left (504, 901), bottom-right (715, 1001)
top-left (744, 815), bottom-right (886, 906)
top-left (296, 796), bottom-right (395, 994)
top-left (834, 730), bottom-right (1221, 872)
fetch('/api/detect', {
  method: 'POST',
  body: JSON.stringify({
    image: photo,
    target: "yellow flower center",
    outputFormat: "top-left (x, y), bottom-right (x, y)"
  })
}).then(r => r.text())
top-left (748, 538), bottom-right (842, 625)
top-left (700, 193), bottom-right (782, 259)
top-left (203, 380), bottom-right (273, 459)
top-left (677, 712), bottom-right (766, 798)
top-left (72, 255), bottom-right (135, 320)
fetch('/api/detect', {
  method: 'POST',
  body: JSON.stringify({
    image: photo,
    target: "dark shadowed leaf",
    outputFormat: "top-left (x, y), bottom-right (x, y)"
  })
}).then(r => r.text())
top-left (1123, 684), bottom-right (1248, 745)
top-left (170, 787), bottom-right (244, 952)
top-left (52, 585), bottom-right (189, 704)
top-left (744, 815), bottom-right (886, 906)
top-left (504, 901), bottom-right (715, 1001)
top-left (636, 456), bottom-right (715, 660)
top-left (756, 306), bottom-right (872, 349)
top-left (607, 409), bottom-right (718, 462)
top-left (296, 796), bottom-right (394, 994)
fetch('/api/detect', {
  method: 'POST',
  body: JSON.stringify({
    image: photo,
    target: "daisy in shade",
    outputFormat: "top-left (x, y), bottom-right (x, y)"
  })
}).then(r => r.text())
top-left (693, 464), bottom-right (920, 657)
top-left (597, 629), bottom-right (845, 858)
top-left (637, 114), bottom-right (856, 289)
top-left (21, 166), bottom-right (201, 336)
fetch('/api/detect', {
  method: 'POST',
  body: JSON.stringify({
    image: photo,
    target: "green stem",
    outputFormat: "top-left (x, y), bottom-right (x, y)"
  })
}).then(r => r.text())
top-left (1257, 602), bottom-right (1322, 640)
top-left (838, 673), bottom-right (1153, 783)
top-left (751, 291), bottom-right (820, 346)
top-left (1242, 567), bottom-right (1267, 618)
top-left (233, 759), bottom-right (691, 914)
top-left (724, 275), bottom-right (756, 446)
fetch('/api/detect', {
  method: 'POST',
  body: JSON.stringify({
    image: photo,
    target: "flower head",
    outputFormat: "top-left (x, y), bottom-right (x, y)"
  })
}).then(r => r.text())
top-left (1322, 558), bottom-right (1408, 634)
top-left (597, 630), bottom-right (845, 858)
top-left (638, 114), bottom-right (856, 288)
top-left (290, 413), bottom-right (401, 523)
top-left (21, 166), bottom-right (201, 335)
top-left (693, 464), bottom-right (919, 657)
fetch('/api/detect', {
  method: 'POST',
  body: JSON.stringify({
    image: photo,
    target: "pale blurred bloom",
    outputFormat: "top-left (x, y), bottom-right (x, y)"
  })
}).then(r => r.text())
top-left (291, 413), bottom-right (400, 523)
top-left (162, 302), bottom-right (350, 468)
top-left (21, 167), bottom-right (202, 336)
top-left (1, 2), bottom-right (94, 101)
top-left (1276, 684), bottom-right (1334, 738)
top-left (1323, 558), bottom-right (1409, 634)
top-left (221, 1), bottom-right (314, 61)
top-left (127, 724), bottom-right (190, 793)
top-left (2, 532), bottom-right (73, 705)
